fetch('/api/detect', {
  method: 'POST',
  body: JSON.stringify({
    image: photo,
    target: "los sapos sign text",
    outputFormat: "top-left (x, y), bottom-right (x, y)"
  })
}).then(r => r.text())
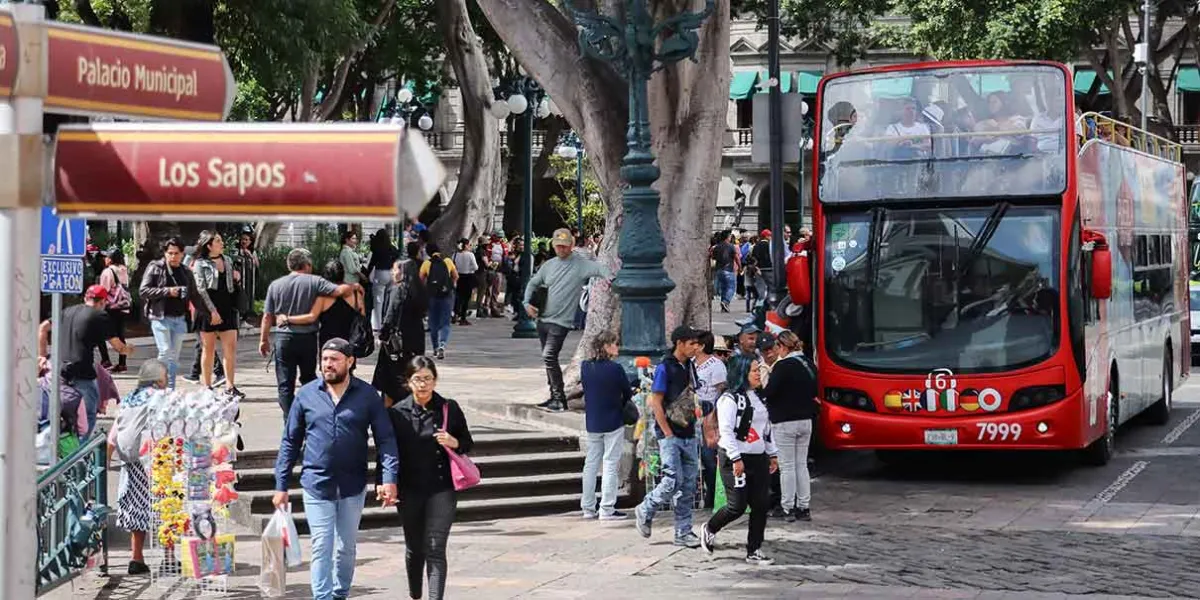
top-left (52, 122), bottom-right (447, 222)
top-left (44, 21), bottom-right (234, 120)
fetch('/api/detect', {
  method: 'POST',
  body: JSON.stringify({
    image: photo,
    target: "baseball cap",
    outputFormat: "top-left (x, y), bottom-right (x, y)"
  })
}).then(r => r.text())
top-left (84, 285), bottom-right (108, 301)
top-left (321, 337), bottom-right (354, 357)
top-left (551, 228), bottom-right (575, 248)
top-left (738, 322), bottom-right (761, 336)
top-left (760, 229), bottom-right (771, 238)
top-left (670, 325), bottom-right (703, 344)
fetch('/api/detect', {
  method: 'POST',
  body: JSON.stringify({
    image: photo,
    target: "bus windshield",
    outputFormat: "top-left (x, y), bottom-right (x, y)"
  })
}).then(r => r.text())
top-left (818, 65), bottom-right (1068, 203)
top-left (824, 205), bottom-right (1060, 373)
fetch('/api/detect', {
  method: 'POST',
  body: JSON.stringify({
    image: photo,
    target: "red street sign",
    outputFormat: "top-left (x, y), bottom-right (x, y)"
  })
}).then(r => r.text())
top-left (0, 11), bottom-right (16, 97)
top-left (45, 22), bottom-right (233, 120)
top-left (53, 123), bottom-right (445, 221)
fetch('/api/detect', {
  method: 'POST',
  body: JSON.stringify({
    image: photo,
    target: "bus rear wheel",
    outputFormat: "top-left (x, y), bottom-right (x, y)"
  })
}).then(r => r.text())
top-left (1081, 375), bottom-right (1118, 467)
top-left (1146, 349), bottom-right (1172, 426)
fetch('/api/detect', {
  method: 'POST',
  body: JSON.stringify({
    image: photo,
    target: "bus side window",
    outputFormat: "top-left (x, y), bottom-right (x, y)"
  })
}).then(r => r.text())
top-left (1067, 213), bottom-right (1087, 378)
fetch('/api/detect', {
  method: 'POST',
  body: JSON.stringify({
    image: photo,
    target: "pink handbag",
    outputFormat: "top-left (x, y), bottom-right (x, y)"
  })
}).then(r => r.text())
top-left (441, 403), bottom-right (480, 491)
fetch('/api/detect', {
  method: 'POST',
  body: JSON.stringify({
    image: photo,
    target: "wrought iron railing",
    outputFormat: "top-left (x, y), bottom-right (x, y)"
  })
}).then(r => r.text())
top-left (36, 431), bottom-right (110, 596)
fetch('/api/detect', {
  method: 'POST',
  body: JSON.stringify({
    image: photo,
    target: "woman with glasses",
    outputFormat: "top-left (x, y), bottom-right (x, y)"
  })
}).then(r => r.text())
top-left (387, 356), bottom-right (474, 600)
top-left (699, 354), bottom-right (779, 566)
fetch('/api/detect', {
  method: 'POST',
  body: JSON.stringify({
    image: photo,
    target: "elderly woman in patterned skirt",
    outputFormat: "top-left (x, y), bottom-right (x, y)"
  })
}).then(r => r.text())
top-left (108, 360), bottom-right (168, 575)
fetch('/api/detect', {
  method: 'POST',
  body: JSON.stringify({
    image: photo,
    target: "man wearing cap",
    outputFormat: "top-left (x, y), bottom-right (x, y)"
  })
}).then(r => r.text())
top-left (634, 325), bottom-right (704, 548)
top-left (735, 323), bottom-right (761, 357)
top-left (525, 228), bottom-right (610, 412)
top-left (38, 285), bottom-right (132, 436)
top-left (274, 337), bottom-right (399, 600)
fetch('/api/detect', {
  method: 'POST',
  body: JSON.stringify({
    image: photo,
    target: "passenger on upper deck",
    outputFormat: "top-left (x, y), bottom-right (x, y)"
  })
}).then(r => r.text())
top-left (883, 97), bottom-right (932, 158)
top-left (972, 92), bottom-right (1028, 155)
top-left (1028, 85), bottom-right (1065, 153)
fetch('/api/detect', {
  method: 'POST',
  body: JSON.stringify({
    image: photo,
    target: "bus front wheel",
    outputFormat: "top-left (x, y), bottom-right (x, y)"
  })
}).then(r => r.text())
top-left (1082, 373), bottom-right (1118, 467)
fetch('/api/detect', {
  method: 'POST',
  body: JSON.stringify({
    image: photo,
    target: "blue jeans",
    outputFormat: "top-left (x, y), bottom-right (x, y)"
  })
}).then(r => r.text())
top-left (428, 294), bottom-right (455, 350)
top-left (716, 270), bottom-right (736, 304)
top-left (150, 316), bottom-right (188, 389)
top-left (303, 488), bottom-right (367, 600)
top-left (637, 436), bottom-right (700, 538)
top-left (70, 378), bottom-right (100, 437)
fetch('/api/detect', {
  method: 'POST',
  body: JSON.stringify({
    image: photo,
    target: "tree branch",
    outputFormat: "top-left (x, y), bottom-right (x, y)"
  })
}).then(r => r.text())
top-left (318, 0), bottom-right (399, 121)
top-left (73, 0), bottom-right (103, 27)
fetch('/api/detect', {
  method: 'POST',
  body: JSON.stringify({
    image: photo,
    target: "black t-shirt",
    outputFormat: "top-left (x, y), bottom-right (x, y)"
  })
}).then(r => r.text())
top-left (60, 304), bottom-right (109, 380)
top-left (752, 240), bottom-right (773, 270)
top-left (713, 242), bottom-right (736, 272)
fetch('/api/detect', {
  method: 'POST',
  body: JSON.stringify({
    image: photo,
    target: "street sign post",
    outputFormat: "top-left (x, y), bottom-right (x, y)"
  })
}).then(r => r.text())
top-left (39, 255), bottom-right (83, 294)
top-left (0, 10), bottom-right (16, 97)
top-left (40, 205), bottom-right (85, 256)
top-left (53, 122), bottom-right (446, 221)
top-left (43, 22), bottom-right (234, 121)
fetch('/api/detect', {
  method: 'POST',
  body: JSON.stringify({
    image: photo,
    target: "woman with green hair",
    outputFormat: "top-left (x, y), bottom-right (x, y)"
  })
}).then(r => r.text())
top-left (699, 353), bottom-right (779, 565)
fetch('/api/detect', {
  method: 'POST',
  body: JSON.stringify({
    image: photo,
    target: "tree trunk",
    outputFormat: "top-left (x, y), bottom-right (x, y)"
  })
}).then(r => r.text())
top-left (475, 0), bottom-right (728, 399)
top-left (317, 0), bottom-right (399, 121)
top-left (429, 0), bottom-right (504, 251)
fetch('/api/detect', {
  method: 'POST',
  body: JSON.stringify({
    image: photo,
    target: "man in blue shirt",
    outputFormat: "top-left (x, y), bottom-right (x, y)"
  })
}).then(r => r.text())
top-left (634, 325), bottom-right (704, 548)
top-left (274, 338), bottom-right (400, 600)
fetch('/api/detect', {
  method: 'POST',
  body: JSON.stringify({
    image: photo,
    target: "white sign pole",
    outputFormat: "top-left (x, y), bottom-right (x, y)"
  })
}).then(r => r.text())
top-left (0, 3), bottom-right (44, 599)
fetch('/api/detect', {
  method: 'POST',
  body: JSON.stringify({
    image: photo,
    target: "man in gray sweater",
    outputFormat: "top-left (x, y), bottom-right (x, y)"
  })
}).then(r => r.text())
top-left (525, 228), bottom-right (610, 412)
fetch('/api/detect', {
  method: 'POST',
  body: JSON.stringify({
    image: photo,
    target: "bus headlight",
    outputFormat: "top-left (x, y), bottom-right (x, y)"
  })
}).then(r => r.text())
top-left (824, 387), bottom-right (876, 412)
top-left (840, 423), bottom-right (853, 434)
top-left (1036, 422), bottom-right (1049, 434)
top-left (1008, 385), bottom-right (1066, 412)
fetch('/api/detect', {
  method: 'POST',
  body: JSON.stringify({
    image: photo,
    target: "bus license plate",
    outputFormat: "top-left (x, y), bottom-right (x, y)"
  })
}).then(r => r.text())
top-left (924, 429), bottom-right (958, 445)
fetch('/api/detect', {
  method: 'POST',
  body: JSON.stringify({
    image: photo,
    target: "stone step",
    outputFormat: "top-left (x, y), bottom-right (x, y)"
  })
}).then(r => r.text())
top-left (255, 492), bottom-right (636, 534)
top-left (235, 451), bottom-right (589, 491)
top-left (244, 472), bottom-right (596, 514)
top-left (227, 432), bottom-right (580, 470)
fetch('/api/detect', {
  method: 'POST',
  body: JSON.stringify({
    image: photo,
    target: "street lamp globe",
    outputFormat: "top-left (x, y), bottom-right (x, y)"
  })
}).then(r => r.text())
top-left (506, 93), bottom-right (529, 115)
top-left (417, 114), bottom-right (434, 131)
top-left (397, 88), bottom-right (414, 103)
top-left (490, 101), bottom-right (511, 119)
top-left (557, 145), bottom-right (579, 160)
top-left (390, 116), bottom-right (403, 126)
top-left (800, 100), bottom-right (809, 116)
top-left (536, 97), bottom-right (551, 118)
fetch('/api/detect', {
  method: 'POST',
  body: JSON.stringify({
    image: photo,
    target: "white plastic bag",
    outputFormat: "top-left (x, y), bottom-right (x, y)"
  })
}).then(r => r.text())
top-left (258, 534), bottom-right (286, 598)
top-left (264, 506), bottom-right (303, 568)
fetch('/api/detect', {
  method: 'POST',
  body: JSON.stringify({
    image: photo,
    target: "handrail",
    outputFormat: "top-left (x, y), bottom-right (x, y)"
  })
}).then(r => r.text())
top-left (1075, 111), bottom-right (1182, 162)
top-left (36, 430), bottom-right (110, 597)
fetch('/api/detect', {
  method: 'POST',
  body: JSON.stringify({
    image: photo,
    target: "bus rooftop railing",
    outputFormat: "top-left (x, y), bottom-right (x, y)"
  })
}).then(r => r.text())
top-left (1076, 111), bottom-right (1182, 162)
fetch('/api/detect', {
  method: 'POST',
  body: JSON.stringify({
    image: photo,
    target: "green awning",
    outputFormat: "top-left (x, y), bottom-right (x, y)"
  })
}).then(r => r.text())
top-left (871, 77), bottom-right (913, 98)
top-left (1178, 66), bottom-right (1200, 92)
top-left (796, 71), bottom-right (823, 95)
top-left (730, 71), bottom-right (759, 100)
top-left (1073, 69), bottom-right (1110, 95)
top-left (754, 71), bottom-right (792, 94)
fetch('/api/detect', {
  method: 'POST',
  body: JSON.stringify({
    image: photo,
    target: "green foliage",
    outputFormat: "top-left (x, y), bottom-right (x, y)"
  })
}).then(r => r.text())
top-left (732, 0), bottom-right (892, 66)
top-left (255, 224), bottom-right (344, 298)
top-left (547, 154), bottom-right (606, 235)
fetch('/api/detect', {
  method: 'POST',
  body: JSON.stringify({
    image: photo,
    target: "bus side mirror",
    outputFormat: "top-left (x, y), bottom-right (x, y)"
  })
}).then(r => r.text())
top-left (787, 253), bottom-right (811, 306)
top-left (1083, 229), bottom-right (1112, 300)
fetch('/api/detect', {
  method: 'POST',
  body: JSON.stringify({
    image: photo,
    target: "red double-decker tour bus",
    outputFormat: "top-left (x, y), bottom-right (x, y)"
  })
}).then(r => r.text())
top-left (794, 60), bottom-right (1189, 464)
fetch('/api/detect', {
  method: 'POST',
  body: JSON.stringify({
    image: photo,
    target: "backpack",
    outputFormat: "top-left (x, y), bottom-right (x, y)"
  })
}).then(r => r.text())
top-left (425, 257), bottom-right (454, 298)
top-left (346, 293), bottom-right (376, 359)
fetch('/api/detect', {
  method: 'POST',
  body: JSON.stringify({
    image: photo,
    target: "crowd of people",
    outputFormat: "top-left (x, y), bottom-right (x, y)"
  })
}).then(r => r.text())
top-left (580, 320), bottom-right (819, 565)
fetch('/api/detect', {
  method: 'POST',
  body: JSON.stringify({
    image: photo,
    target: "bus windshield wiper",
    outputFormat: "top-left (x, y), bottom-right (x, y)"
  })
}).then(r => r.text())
top-left (866, 206), bottom-right (888, 286)
top-left (955, 201), bottom-right (1009, 276)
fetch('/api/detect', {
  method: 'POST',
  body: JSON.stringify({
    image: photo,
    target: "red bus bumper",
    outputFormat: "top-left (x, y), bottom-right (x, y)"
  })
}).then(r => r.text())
top-left (818, 390), bottom-right (1089, 451)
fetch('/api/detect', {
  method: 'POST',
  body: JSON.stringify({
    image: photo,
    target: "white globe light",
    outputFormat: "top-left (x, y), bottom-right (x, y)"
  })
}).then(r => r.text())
top-left (537, 98), bottom-right (551, 118)
top-left (800, 101), bottom-right (810, 116)
top-left (390, 116), bottom-right (403, 126)
top-left (507, 93), bottom-right (529, 115)
top-left (491, 102), bottom-right (511, 119)
top-left (397, 88), bottom-right (414, 103)
top-left (417, 114), bottom-right (434, 131)
top-left (557, 145), bottom-right (578, 159)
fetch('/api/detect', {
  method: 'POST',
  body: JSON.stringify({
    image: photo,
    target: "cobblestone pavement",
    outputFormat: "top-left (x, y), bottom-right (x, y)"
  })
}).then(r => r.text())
top-left (48, 302), bottom-right (1200, 599)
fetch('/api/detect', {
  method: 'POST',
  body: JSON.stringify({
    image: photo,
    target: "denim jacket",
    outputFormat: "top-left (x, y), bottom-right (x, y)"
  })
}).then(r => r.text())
top-left (191, 255), bottom-right (235, 316)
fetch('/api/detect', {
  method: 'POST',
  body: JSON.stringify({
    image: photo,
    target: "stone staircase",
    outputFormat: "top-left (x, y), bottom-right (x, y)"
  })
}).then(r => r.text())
top-left (233, 430), bottom-right (632, 533)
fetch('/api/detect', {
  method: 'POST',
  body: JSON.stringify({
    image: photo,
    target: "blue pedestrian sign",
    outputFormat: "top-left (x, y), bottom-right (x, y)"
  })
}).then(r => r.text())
top-left (41, 256), bottom-right (85, 295)
top-left (40, 206), bottom-right (87, 257)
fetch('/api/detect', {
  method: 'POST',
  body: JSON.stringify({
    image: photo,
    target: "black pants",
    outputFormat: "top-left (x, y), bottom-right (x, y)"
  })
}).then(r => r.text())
top-left (400, 489), bottom-right (456, 600)
top-left (454, 273), bottom-right (477, 321)
top-left (706, 452), bottom-right (771, 554)
top-left (273, 332), bottom-right (318, 415)
top-left (98, 310), bottom-right (127, 367)
top-left (189, 336), bottom-right (223, 379)
top-left (537, 321), bottom-right (570, 404)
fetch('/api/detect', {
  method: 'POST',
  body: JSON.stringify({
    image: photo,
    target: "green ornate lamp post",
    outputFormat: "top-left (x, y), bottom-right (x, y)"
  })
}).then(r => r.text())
top-left (492, 76), bottom-right (550, 339)
top-left (562, 0), bottom-right (714, 365)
